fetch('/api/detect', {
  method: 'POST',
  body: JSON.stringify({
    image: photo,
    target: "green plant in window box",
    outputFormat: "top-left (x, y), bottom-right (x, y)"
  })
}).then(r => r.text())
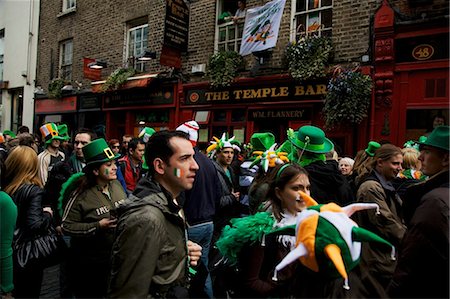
top-left (322, 66), bottom-right (373, 129)
top-left (285, 34), bottom-right (333, 81)
top-left (101, 67), bottom-right (136, 92)
top-left (207, 51), bottom-right (243, 89)
top-left (48, 78), bottom-right (67, 99)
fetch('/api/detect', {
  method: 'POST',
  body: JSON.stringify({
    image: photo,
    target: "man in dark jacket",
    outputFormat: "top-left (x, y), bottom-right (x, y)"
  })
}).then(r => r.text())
top-left (108, 131), bottom-right (202, 298)
top-left (388, 126), bottom-right (449, 298)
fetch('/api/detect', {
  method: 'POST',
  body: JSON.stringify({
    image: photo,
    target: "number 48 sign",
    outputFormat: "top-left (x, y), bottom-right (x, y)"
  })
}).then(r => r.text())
top-left (412, 44), bottom-right (435, 61)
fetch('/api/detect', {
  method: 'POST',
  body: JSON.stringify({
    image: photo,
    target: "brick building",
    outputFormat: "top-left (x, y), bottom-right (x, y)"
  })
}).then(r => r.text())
top-left (35, 0), bottom-right (448, 154)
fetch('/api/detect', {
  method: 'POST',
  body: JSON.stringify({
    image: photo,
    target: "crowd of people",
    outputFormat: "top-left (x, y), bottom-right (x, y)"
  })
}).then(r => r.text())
top-left (0, 120), bottom-right (448, 299)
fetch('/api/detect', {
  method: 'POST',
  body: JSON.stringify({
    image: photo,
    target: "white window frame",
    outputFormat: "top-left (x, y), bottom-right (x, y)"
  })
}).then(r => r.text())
top-left (291, 0), bottom-right (333, 41)
top-left (126, 24), bottom-right (149, 72)
top-left (0, 29), bottom-right (4, 82)
top-left (59, 39), bottom-right (73, 80)
top-left (62, 0), bottom-right (76, 12)
top-left (215, 0), bottom-right (244, 52)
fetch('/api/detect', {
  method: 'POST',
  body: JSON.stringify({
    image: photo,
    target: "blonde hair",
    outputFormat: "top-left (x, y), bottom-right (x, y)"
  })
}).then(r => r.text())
top-left (3, 145), bottom-right (42, 195)
top-left (401, 147), bottom-right (421, 170)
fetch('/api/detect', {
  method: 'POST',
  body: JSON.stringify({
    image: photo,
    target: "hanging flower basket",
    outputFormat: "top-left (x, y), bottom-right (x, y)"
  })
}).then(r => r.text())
top-left (322, 66), bottom-right (373, 129)
top-left (101, 67), bottom-right (136, 92)
top-left (285, 34), bottom-right (333, 81)
top-left (48, 78), bottom-right (67, 99)
top-left (207, 51), bottom-right (243, 89)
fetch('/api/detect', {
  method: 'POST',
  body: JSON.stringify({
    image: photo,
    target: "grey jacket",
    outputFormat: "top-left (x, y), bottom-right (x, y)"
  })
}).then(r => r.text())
top-left (108, 178), bottom-right (188, 298)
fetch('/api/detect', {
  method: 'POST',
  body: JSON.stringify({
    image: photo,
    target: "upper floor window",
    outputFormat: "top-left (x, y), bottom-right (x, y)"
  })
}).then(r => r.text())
top-left (62, 0), bottom-right (76, 12)
top-left (0, 29), bottom-right (4, 82)
top-left (293, 0), bottom-right (332, 40)
top-left (127, 22), bottom-right (149, 72)
top-left (216, 1), bottom-right (246, 52)
top-left (59, 39), bottom-right (73, 80)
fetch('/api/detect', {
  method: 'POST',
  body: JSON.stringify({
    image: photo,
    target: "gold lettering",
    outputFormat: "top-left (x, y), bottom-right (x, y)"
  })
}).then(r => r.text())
top-left (222, 91), bottom-right (229, 100)
top-left (261, 88), bottom-right (271, 98)
top-left (234, 90), bottom-right (243, 99)
top-left (271, 87), bottom-right (281, 97)
top-left (316, 84), bottom-right (327, 95)
top-left (279, 87), bottom-right (289, 96)
top-left (205, 92), bottom-right (213, 101)
top-left (295, 86), bottom-right (305, 96)
top-left (250, 89), bottom-right (262, 98)
top-left (243, 89), bottom-right (252, 99)
top-left (305, 85), bottom-right (316, 95)
top-left (212, 92), bottom-right (221, 101)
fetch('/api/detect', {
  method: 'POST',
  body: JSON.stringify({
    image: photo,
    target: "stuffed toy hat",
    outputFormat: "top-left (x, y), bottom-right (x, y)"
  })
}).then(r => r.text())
top-left (250, 143), bottom-right (289, 172)
top-left (138, 127), bottom-right (156, 143)
top-left (57, 124), bottom-right (70, 141)
top-left (176, 120), bottom-right (200, 145)
top-left (40, 123), bottom-right (65, 145)
top-left (206, 133), bottom-right (241, 158)
top-left (365, 141), bottom-right (381, 157)
top-left (288, 126), bottom-right (334, 154)
top-left (272, 191), bottom-right (395, 290)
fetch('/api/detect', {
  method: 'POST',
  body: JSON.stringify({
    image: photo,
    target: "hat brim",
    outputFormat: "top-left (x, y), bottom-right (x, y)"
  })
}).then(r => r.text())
top-left (288, 132), bottom-right (334, 154)
top-left (83, 153), bottom-right (120, 170)
top-left (417, 140), bottom-right (449, 152)
top-left (45, 136), bottom-right (66, 144)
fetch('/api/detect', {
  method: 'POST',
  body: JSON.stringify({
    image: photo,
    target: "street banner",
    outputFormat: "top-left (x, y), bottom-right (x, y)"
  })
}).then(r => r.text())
top-left (239, 0), bottom-right (286, 56)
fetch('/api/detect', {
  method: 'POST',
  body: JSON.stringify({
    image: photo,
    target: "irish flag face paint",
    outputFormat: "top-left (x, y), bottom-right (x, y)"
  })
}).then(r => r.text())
top-left (174, 168), bottom-right (183, 178)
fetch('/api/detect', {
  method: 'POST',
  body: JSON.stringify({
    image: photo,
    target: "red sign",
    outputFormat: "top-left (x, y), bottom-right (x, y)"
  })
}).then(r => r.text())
top-left (160, 45), bottom-right (182, 69)
top-left (35, 96), bottom-right (77, 113)
top-left (83, 57), bottom-right (102, 81)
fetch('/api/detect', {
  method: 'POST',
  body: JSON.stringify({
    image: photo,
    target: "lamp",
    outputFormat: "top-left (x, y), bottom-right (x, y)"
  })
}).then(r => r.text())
top-left (88, 60), bottom-right (107, 69)
top-left (138, 50), bottom-right (157, 61)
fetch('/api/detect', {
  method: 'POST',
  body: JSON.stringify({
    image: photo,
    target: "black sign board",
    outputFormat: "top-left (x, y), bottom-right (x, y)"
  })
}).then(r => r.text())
top-left (79, 95), bottom-right (101, 111)
top-left (248, 108), bottom-right (312, 120)
top-left (396, 33), bottom-right (449, 63)
top-left (185, 81), bottom-right (328, 105)
top-left (103, 87), bottom-right (174, 109)
top-left (163, 0), bottom-right (189, 52)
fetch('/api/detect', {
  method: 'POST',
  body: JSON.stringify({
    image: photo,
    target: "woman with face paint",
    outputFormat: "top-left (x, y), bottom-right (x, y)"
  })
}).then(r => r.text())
top-left (61, 139), bottom-right (126, 298)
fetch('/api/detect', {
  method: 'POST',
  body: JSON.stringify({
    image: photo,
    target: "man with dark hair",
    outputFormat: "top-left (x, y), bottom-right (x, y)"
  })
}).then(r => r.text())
top-left (109, 131), bottom-right (202, 298)
top-left (118, 137), bottom-right (145, 192)
top-left (17, 125), bottom-right (30, 136)
top-left (121, 134), bottom-right (133, 156)
top-left (69, 128), bottom-right (97, 173)
top-left (388, 126), bottom-right (449, 298)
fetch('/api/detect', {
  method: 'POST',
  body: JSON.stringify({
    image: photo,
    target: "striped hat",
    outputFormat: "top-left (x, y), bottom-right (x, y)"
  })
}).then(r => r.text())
top-left (176, 121), bottom-right (200, 145)
top-left (40, 123), bottom-right (65, 145)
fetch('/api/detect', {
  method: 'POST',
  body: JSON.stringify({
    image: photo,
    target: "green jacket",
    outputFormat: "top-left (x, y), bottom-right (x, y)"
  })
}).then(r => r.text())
top-left (108, 177), bottom-right (188, 298)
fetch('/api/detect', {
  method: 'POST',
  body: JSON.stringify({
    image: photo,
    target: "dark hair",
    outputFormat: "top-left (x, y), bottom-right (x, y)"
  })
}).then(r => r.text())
top-left (128, 138), bottom-right (145, 153)
top-left (266, 163), bottom-right (309, 221)
top-left (17, 125), bottom-right (30, 134)
top-left (18, 133), bottom-right (35, 149)
top-left (145, 131), bottom-right (189, 175)
top-left (108, 139), bottom-right (120, 147)
top-left (76, 128), bottom-right (97, 142)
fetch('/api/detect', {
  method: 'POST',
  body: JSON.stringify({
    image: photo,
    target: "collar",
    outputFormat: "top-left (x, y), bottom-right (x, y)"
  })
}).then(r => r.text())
top-left (373, 170), bottom-right (395, 192)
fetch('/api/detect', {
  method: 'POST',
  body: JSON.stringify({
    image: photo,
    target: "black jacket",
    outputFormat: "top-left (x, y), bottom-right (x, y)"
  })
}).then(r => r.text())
top-left (304, 160), bottom-right (355, 205)
top-left (388, 171), bottom-right (449, 298)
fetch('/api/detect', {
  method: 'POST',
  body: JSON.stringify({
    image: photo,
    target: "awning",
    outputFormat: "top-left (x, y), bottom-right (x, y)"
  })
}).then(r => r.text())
top-left (91, 73), bottom-right (159, 93)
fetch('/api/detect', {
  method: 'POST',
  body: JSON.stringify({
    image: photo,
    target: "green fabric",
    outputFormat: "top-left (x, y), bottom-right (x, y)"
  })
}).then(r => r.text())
top-left (351, 226), bottom-right (393, 249)
top-left (58, 172), bottom-right (85, 216)
top-left (216, 212), bottom-right (275, 265)
top-left (298, 152), bottom-right (325, 167)
top-left (0, 191), bottom-right (17, 293)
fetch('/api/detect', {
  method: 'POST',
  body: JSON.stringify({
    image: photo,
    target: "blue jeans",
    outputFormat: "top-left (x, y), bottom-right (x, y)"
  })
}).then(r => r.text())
top-left (188, 222), bottom-right (214, 298)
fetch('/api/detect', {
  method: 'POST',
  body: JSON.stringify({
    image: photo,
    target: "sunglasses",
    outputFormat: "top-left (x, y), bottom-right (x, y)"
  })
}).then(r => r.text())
top-left (112, 145), bottom-right (120, 149)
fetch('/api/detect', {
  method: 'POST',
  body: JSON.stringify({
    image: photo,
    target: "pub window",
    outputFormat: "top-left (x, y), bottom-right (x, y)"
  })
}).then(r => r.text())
top-left (59, 39), bottom-right (73, 81)
top-left (210, 110), bottom-right (246, 143)
top-left (62, 0), bottom-right (76, 12)
top-left (425, 78), bottom-right (447, 98)
top-left (126, 18), bottom-right (149, 72)
top-left (292, 0), bottom-right (333, 39)
top-left (216, 0), bottom-right (245, 52)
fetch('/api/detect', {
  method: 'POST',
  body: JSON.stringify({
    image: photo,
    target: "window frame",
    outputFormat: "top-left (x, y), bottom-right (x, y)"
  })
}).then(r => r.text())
top-left (215, 0), bottom-right (245, 52)
top-left (126, 23), bottom-right (149, 72)
top-left (290, 0), bottom-right (333, 41)
top-left (0, 29), bottom-right (4, 82)
top-left (59, 39), bottom-right (73, 81)
top-left (62, 0), bottom-right (76, 12)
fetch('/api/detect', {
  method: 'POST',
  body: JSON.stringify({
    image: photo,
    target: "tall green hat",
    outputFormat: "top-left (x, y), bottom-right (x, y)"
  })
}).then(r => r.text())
top-left (40, 123), bottom-right (65, 144)
top-left (57, 124), bottom-right (70, 141)
top-left (288, 125), bottom-right (334, 154)
top-left (82, 138), bottom-right (119, 168)
top-left (250, 132), bottom-right (275, 152)
top-left (417, 125), bottom-right (449, 151)
top-left (365, 141), bottom-right (380, 157)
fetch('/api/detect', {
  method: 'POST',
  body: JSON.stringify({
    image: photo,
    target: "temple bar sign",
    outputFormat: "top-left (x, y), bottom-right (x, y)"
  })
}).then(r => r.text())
top-left (186, 82), bottom-right (327, 104)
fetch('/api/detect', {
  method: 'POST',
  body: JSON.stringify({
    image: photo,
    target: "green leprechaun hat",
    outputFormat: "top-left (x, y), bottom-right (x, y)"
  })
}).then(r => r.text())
top-left (82, 138), bottom-right (119, 167)
top-left (40, 123), bottom-right (66, 145)
top-left (57, 124), bottom-right (70, 141)
top-left (289, 125), bottom-right (334, 154)
top-left (365, 141), bottom-right (381, 157)
top-left (138, 127), bottom-right (156, 143)
top-left (250, 132), bottom-right (275, 152)
top-left (417, 125), bottom-right (449, 152)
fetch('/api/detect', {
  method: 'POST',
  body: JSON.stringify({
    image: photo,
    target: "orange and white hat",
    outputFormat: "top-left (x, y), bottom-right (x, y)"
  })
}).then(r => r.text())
top-left (40, 123), bottom-right (65, 145)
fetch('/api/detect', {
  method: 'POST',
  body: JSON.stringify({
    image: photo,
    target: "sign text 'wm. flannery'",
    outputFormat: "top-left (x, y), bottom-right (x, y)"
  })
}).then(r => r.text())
top-left (185, 83), bottom-right (327, 104)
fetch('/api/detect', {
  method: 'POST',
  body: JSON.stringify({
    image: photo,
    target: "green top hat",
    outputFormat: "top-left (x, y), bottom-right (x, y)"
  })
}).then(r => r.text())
top-left (57, 124), bottom-right (70, 141)
top-left (3, 130), bottom-right (16, 138)
top-left (289, 125), bottom-right (334, 154)
top-left (250, 132), bottom-right (275, 152)
top-left (40, 123), bottom-right (65, 145)
top-left (82, 138), bottom-right (120, 167)
top-left (417, 125), bottom-right (449, 152)
top-left (365, 141), bottom-right (381, 157)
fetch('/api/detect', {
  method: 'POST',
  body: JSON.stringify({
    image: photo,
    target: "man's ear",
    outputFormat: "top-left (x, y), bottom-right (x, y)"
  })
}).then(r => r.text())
top-left (153, 158), bottom-right (165, 175)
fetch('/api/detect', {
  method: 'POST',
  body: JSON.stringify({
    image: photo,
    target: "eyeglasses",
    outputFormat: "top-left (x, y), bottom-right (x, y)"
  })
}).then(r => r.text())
top-left (112, 145), bottom-right (120, 149)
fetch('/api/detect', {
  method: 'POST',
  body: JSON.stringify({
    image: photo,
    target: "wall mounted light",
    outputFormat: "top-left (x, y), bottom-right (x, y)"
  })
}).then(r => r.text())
top-left (88, 60), bottom-right (108, 69)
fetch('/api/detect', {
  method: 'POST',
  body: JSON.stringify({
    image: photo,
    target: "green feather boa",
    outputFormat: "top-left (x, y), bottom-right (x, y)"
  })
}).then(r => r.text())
top-left (216, 212), bottom-right (275, 265)
top-left (58, 172), bottom-right (85, 217)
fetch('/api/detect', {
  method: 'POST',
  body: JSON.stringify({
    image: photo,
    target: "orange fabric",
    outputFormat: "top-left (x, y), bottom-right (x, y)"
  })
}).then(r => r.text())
top-left (319, 202), bottom-right (343, 213)
top-left (297, 213), bottom-right (319, 272)
top-left (324, 244), bottom-right (348, 280)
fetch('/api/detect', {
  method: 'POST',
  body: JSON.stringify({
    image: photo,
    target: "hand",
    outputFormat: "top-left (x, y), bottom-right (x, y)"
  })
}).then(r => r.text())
top-left (99, 218), bottom-right (117, 229)
top-left (56, 225), bottom-right (63, 236)
top-left (43, 206), bottom-right (53, 217)
top-left (232, 191), bottom-right (240, 200)
top-left (187, 240), bottom-right (202, 267)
